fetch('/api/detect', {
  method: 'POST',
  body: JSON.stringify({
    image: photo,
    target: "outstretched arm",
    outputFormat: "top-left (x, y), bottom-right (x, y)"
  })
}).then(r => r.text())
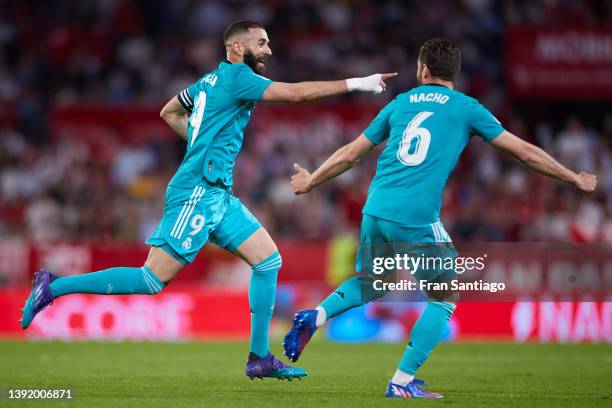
top-left (491, 130), bottom-right (597, 193)
top-left (263, 73), bottom-right (397, 103)
top-left (160, 96), bottom-right (189, 141)
top-left (291, 135), bottom-right (375, 194)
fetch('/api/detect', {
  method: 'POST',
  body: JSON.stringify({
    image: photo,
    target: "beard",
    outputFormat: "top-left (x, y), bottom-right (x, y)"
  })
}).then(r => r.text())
top-left (244, 50), bottom-right (266, 74)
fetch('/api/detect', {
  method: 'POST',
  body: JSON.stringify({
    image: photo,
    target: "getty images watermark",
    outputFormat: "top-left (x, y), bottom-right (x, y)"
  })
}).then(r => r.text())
top-left (358, 242), bottom-right (612, 302)
top-left (371, 252), bottom-right (506, 293)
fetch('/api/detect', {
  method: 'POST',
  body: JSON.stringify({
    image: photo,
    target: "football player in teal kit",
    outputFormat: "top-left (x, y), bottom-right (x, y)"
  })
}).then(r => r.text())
top-left (284, 39), bottom-right (597, 396)
top-left (21, 21), bottom-right (396, 380)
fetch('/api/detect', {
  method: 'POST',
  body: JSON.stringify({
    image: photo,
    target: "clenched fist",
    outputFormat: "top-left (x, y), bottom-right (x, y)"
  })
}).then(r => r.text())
top-left (575, 171), bottom-right (597, 194)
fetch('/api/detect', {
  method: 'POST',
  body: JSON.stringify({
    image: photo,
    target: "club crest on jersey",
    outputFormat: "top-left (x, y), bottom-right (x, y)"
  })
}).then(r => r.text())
top-left (182, 237), bottom-right (193, 250)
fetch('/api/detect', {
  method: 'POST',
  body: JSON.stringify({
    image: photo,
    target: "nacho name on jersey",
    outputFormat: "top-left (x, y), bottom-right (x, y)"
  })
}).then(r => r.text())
top-left (409, 92), bottom-right (449, 104)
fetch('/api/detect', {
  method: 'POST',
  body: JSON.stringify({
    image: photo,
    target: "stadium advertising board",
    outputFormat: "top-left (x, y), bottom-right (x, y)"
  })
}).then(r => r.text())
top-left (0, 289), bottom-right (609, 343)
top-left (506, 26), bottom-right (612, 99)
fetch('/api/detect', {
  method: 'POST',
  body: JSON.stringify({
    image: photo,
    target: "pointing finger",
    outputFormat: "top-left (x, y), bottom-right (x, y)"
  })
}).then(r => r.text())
top-left (380, 72), bottom-right (398, 80)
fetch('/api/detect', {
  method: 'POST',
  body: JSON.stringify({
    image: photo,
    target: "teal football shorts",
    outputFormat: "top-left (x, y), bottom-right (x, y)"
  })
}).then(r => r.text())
top-left (356, 213), bottom-right (457, 282)
top-left (146, 181), bottom-right (261, 264)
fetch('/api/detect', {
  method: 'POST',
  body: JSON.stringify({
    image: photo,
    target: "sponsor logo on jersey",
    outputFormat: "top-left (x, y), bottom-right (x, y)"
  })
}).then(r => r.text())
top-left (201, 73), bottom-right (218, 87)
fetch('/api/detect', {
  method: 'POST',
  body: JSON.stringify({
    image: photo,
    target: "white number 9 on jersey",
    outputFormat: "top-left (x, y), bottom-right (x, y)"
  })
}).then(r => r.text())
top-left (189, 91), bottom-right (207, 147)
top-left (397, 111), bottom-right (434, 166)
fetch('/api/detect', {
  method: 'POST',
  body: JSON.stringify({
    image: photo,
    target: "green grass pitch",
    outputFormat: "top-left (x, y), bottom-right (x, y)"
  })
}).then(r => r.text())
top-left (0, 340), bottom-right (610, 407)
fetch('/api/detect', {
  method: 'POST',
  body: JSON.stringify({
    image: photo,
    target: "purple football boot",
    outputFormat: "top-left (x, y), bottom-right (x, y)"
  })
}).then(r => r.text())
top-left (21, 270), bottom-right (57, 329)
top-left (245, 352), bottom-right (307, 381)
top-left (385, 379), bottom-right (444, 399)
top-left (283, 309), bottom-right (318, 362)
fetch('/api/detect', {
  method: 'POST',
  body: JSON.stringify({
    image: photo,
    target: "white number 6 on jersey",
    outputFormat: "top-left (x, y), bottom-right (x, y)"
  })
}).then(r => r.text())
top-left (397, 111), bottom-right (434, 166)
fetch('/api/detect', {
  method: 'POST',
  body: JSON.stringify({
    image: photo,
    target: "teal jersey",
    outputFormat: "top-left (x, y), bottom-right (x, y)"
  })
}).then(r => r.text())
top-left (362, 84), bottom-right (504, 226)
top-left (170, 61), bottom-right (272, 188)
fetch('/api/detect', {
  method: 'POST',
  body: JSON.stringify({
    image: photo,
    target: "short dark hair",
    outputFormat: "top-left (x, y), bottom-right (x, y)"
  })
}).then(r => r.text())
top-left (418, 39), bottom-right (461, 82)
top-left (223, 21), bottom-right (265, 45)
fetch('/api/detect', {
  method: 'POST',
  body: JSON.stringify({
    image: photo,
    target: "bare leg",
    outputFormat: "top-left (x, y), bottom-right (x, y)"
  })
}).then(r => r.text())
top-left (144, 246), bottom-right (184, 284)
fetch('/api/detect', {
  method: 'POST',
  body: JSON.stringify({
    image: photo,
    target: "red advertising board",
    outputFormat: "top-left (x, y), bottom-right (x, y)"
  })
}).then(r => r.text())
top-left (1, 240), bottom-right (610, 342)
top-left (454, 301), bottom-right (611, 343)
top-left (0, 286), bottom-right (250, 340)
top-left (506, 26), bottom-right (612, 99)
top-left (0, 288), bottom-right (610, 342)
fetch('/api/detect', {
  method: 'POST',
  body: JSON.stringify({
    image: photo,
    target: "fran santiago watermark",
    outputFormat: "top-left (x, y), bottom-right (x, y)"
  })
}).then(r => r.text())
top-left (370, 252), bottom-right (505, 295)
top-left (360, 242), bottom-right (506, 300)
top-left (372, 278), bottom-right (505, 293)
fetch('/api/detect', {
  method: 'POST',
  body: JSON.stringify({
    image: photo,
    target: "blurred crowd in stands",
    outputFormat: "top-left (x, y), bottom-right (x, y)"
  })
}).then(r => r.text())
top-left (1, 0), bottom-right (611, 245)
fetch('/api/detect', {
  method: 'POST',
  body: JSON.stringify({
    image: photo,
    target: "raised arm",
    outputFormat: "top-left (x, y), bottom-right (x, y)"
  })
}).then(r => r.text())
top-left (160, 96), bottom-right (189, 141)
top-left (291, 135), bottom-right (375, 194)
top-left (490, 130), bottom-right (597, 193)
top-left (262, 73), bottom-right (397, 103)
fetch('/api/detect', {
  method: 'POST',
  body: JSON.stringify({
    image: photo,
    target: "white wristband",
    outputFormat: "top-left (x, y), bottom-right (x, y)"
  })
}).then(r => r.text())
top-left (346, 74), bottom-right (384, 94)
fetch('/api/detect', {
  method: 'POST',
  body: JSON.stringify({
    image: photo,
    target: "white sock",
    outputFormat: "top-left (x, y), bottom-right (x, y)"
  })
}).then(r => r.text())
top-left (391, 369), bottom-right (414, 386)
top-left (315, 306), bottom-right (326, 327)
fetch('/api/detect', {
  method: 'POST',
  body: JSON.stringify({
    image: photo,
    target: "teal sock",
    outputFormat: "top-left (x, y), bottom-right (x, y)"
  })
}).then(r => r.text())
top-left (398, 301), bottom-right (456, 375)
top-left (319, 276), bottom-right (384, 319)
top-left (249, 252), bottom-right (281, 358)
top-left (49, 266), bottom-right (164, 298)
